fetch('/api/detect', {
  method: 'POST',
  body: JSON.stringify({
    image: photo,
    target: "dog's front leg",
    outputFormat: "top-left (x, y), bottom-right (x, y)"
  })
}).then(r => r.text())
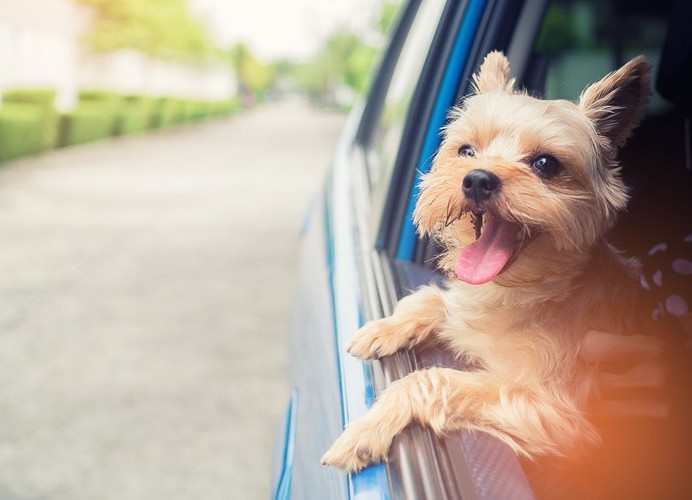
top-left (321, 367), bottom-right (503, 472)
top-left (347, 285), bottom-right (447, 359)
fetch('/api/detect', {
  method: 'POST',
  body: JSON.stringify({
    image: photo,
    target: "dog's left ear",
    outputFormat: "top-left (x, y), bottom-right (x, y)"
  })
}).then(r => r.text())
top-left (472, 51), bottom-right (516, 93)
top-left (579, 56), bottom-right (652, 148)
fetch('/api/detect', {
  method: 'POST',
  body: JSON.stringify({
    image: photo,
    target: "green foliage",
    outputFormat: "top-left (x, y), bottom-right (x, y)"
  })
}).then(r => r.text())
top-left (344, 42), bottom-right (378, 94)
top-left (78, 90), bottom-right (122, 134)
top-left (2, 89), bottom-right (59, 151)
top-left (114, 95), bottom-right (155, 136)
top-left (325, 30), bottom-right (377, 94)
top-left (212, 96), bottom-right (239, 117)
top-left (149, 97), bottom-right (167, 129)
top-left (536, 4), bottom-right (582, 54)
top-left (183, 100), bottom-right (197, 122)
top-left (0, 103), bottom-right (44, 162)
top-left (77, 0), bottom-right (218, 61)
top-left (377, 1), bottom-right (401, 34)
top-left (171, 98), bottom-right (187, 124)
top-left (289, 28), bottom-right (377, 103)
top-left (227, 43), bottom-right (275, 100)
top-left (286, 0), bottom-right (403, 106)
top-left (59, 103), bottom-right (116, 147)
top-left (0, 84), bottom-right (240, 159)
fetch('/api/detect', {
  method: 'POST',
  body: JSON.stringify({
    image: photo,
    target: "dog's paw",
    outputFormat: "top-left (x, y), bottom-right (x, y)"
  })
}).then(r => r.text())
top-left (321, 423), bottom-right (389, 472)
top-left (347, 319), bottom-right (403, 360)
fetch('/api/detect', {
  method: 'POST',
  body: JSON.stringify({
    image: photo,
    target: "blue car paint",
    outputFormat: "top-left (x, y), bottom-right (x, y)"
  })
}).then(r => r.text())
top-left (397, 0), bottom-right (488, 260)
top-left (326, 105), bottom-right (393, 499)
top-left (272, 390), bottom-right (299, 500)
top-left (279, 182), bottom-right (349, 499)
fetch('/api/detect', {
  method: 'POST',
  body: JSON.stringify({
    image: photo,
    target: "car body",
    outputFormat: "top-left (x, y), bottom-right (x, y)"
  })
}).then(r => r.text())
top-left (271, 0), bottom-right (691, 498)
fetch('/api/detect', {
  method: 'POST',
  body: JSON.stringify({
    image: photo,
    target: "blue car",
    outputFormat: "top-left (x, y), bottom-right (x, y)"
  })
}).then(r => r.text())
top-left (272, 0), bottom-right (691, 498)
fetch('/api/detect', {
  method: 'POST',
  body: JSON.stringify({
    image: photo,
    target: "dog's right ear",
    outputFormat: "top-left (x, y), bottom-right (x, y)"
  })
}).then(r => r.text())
top-left (579, 56), bottom-right (652, 148)
top-left (472, 51), bottom-right (516, 94)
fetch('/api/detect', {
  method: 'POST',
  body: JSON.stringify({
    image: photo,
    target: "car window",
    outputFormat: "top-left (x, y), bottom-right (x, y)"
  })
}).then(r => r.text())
top-left (366, 0), bottom-right (447, 193)
top-left (530, 0), bottom-right (671, 113)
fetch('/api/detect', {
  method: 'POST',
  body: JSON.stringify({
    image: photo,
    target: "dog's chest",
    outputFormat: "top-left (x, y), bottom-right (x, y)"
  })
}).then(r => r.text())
top-left (440, 290), bottom-right (581, 383)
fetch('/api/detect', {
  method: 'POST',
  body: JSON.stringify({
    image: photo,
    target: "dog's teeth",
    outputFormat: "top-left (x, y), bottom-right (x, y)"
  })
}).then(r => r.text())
top-left (471, 212), bottom-right (484, 240)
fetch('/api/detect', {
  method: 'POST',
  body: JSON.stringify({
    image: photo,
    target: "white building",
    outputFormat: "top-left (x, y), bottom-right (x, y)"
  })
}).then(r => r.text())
top-left (0, 0), bottom-right (237, 111)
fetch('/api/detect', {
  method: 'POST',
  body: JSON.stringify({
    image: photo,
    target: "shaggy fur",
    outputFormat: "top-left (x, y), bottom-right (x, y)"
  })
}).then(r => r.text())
top-left (321, 52), bottom-right (661, 473)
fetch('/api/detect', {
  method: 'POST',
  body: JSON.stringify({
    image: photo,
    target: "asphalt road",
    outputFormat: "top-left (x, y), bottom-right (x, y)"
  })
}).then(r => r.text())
top-left (0, 101), bottom-right (345, 500)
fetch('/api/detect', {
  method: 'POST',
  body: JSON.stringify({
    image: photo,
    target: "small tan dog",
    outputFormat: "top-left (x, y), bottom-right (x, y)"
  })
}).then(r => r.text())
top-left (322, 52), bottom-right (661, 472)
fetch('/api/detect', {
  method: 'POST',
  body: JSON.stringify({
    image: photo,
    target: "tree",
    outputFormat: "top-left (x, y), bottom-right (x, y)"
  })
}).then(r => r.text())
top-left (287, 0), bottom-right (402, 106)
top-left (76, 0), bottom-right (217, 61)
top-left (227, 43), bottom-right (275, 103)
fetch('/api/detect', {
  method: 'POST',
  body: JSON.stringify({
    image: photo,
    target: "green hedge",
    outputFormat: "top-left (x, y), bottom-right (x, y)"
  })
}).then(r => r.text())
top-left (114, 95), bottom-right (154, 136)
top-left (78, 90), bottom-right (121, 133)
top-left (59, 91), bottom-right (121, 147)
top-left (171, 99), bottom-right (185, 124)
top-left (151, 98), bottom-right (183, 129)
top-left (218, 96), bottom-right (240, 116)
top-left (2, 89), bottom-right (59, 151)
top-left (0, 87), bottom-right (240, 160)
top-left (149, 98), bottom-right (167, 129)
top-left (0, 103), bottom-right (44, 162)
top-left (59, 103), bottom-right (117, 147)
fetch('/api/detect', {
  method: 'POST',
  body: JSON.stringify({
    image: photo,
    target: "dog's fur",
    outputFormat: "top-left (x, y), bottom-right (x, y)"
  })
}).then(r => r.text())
top-left (321, 52), bottom-right (658, 472)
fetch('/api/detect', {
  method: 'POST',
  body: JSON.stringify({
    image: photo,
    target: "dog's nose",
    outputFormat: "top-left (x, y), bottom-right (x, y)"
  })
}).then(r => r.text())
top-left (462, 169), bottom-right (501, 203)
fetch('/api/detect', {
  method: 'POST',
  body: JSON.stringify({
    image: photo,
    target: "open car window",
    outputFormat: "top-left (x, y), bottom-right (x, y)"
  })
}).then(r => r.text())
top-left (363, 0), bottom-right (448, 247)
top-left (365, 0), bottom-right (446, 194)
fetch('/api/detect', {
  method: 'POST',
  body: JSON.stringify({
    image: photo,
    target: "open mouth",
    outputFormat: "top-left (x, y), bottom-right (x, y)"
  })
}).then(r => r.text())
top-left (454, 211), bottom-right (524, 285)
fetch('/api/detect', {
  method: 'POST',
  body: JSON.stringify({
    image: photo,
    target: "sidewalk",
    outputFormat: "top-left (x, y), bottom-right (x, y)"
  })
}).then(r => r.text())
top-left (0, 101), bottom-right (345, 500)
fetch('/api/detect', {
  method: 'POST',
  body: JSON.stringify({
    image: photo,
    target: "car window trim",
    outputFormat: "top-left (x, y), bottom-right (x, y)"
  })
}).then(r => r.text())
top-left (355, 0), bottom-right (422, 153)
top-left (394, 0), bottom-right (488, 261)
top-left (374, 0), bottom-right (473, 255)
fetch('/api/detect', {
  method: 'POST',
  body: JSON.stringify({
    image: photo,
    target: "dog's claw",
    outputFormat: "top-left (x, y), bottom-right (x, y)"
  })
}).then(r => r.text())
top-left (347, 319), bottom-right (402, 360)
top-left (322, 420), bottom-right (390, 472)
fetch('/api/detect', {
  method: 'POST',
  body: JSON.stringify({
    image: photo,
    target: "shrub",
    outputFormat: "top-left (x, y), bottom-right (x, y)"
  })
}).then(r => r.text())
top-left (182, 100), bottom-right (197, 123)
top-left (218, 96), bottom-right (240, 116)
top-left (2, 88), bottom-right (59, 151)
top-left (78, 90), bottom-right (121, 133)
top-left (156, 98), bottom-right (183, 128)
top-left (191, 101), bottom-right (205, 121)
top-left (149, 97), bottom-right (167, 129)
top-left (0, 103), bottom-right (43, 162)
top-left (172, 97), bottom-right (187, 125)
top-left (114, 95), bottom-right (154, 136)
top-left (59, 102), bottom-right (116, 147)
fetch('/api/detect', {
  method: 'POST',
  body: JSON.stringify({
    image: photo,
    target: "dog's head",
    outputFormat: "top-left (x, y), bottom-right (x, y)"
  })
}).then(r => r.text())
top-left (414, 51), bottom-right (651, 285)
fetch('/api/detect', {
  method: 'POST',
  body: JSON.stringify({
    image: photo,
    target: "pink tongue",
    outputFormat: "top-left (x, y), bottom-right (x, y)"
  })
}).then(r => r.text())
top-left (455, 215), bottom-right (521, 284)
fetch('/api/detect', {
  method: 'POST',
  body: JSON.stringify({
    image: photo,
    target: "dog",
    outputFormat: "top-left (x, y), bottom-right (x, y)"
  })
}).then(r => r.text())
top-left (320, 52), bottom-right (664, 473)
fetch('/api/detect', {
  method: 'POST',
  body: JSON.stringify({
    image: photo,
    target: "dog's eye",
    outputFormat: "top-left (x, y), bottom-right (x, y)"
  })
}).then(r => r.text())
top-left (531, 155), bottom-right (561, 178)
top-left (458, 145), bottom-right (475, 157)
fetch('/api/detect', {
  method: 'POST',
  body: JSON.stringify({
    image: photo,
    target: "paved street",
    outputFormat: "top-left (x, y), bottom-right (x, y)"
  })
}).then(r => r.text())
top-left (0, 101), bottom-right (345, 500)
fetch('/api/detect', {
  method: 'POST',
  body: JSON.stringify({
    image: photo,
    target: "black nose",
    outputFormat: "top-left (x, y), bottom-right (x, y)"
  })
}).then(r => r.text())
top-left (462, 169), bottom-right (501, 203)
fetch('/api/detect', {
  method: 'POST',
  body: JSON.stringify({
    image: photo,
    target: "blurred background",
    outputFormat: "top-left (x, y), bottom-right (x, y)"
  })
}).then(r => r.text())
top-left (0, 0), bottom-right (399, 499)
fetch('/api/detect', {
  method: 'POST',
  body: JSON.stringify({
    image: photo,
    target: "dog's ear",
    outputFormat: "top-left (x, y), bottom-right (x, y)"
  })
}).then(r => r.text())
top-left (472, 51), bottom-right (515, 93)
top-left (579, 56), bottom-right (652, 148)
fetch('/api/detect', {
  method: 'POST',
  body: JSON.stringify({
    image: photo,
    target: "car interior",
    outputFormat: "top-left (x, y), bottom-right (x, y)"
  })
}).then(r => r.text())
top-left (522, 0), bottom-right (691, 498)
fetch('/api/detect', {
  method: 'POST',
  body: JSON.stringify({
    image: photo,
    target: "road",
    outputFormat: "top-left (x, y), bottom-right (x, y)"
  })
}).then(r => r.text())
top-left (0, 101), bottom-right (345, 500)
